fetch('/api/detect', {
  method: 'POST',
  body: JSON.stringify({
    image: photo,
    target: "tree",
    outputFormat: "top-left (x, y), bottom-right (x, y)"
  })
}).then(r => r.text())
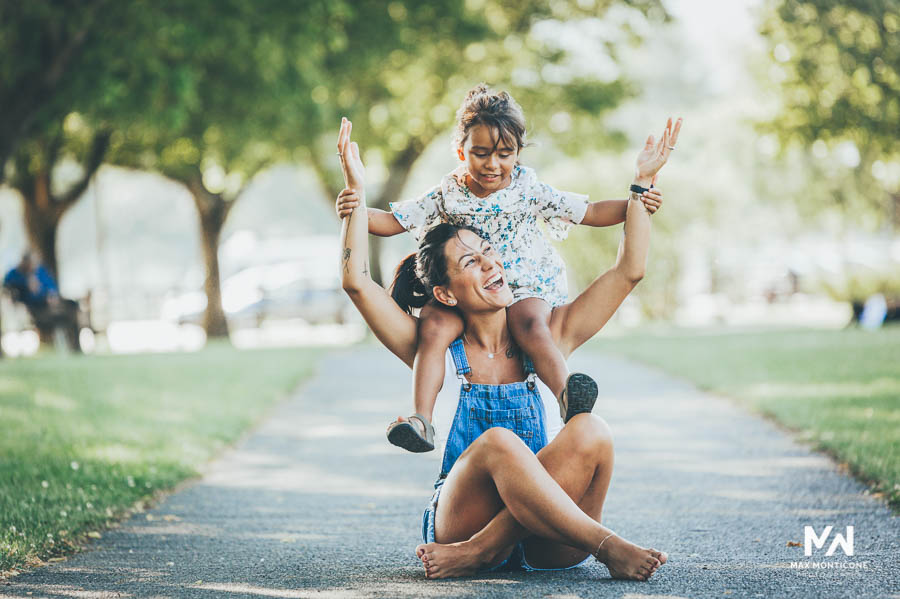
top-left (0, 1), bottom-right (168, 184)
top-left (105, 1), bottom-right (322, 339)
top-left (299, 0), bottom-right (667, 284)
top-left (7, 118), bottom-right (109, 279)
top-left (759, 0), bottom-right (900, 228)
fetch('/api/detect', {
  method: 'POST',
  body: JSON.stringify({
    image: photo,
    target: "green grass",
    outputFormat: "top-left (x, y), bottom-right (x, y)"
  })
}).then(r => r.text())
top-left (591, 326), bottom-right (900, 510)
top-left (0, 343), bottom-right (319, 573)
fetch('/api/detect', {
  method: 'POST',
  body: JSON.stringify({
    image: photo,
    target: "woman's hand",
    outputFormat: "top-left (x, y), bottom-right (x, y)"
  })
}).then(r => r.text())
top-left (337, 117), bottom-right (365, 191)
top-left (336, 188), bottom-right (361, 220)
top-left (635, 117), bottom-right (682, 181)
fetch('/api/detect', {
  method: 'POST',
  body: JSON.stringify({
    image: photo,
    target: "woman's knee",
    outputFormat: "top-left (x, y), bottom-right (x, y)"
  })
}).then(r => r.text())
top-left (566, 413), bottom-right (614, 456)
top-left (473, 426), bottom-right (525, 459)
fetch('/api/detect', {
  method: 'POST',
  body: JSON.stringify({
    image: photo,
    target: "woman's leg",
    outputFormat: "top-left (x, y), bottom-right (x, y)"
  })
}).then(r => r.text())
top-left (416, 414), bottom-right (666, 579)
top-left (508, 298), bottom-right (567, 399)
top-left (410, 302), bottom-right (463, 422)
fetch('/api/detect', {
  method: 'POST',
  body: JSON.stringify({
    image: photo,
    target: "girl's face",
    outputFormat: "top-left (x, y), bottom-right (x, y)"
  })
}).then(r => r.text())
top-left (457, 124), bottom-right (519, 197)
top-left (434, 229), bottom-right (513, 312)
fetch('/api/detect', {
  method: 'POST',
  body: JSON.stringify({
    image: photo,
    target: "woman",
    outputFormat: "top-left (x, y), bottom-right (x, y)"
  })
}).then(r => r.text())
top-left (336, 116), bottom-right (680, 580)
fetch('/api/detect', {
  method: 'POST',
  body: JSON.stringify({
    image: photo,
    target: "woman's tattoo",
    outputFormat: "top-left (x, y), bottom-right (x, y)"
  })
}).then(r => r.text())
top-left (342, 248), bottom-right (351, 273)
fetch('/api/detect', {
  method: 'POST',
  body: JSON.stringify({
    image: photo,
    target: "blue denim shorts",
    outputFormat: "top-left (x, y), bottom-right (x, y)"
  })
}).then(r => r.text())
top-left (421, 480), bottom-right (592, 573)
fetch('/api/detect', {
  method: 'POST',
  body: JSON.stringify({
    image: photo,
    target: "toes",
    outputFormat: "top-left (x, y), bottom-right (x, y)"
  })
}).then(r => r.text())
top-left (415, 544), bottom-right (427, 558)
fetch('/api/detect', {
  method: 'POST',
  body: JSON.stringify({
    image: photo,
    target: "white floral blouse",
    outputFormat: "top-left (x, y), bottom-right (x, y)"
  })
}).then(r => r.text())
top-left (390, 164), bottom-right (589, 307)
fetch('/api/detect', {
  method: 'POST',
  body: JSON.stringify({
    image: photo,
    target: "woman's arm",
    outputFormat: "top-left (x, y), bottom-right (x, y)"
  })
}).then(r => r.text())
top-left (551, 184), bottom-right (651, 357)
top-left (550, 118), bottom-right (681, 356)
top-left (337, 118), bottom-right (418, 367)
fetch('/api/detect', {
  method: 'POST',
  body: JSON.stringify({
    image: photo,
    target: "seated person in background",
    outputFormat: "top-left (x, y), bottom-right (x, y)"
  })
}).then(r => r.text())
top-left (4, 251), bottom-right (82, 351)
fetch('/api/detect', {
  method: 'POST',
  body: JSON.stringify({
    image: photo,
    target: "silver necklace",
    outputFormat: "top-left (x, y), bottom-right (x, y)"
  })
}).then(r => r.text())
top-left (463, 333), bottom-right (511, 359)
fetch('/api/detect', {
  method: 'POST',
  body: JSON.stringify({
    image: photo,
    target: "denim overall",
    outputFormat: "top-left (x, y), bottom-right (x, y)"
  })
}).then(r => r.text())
top-left (420, 338), bottom-right (589, 572)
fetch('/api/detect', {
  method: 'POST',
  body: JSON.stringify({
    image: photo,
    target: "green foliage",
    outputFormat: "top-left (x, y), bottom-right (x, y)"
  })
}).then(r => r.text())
top-left (817, 269), bottom-right (900, 303)
top-left (0, 344), bottom-right (318, 573)
top-left (304, 0), bottom-right (667, 202)
top-left (591, 326), bottom-right (900, 511)
top-left (759, 0), bottom-right (900, 224)
top-left (0, 1), bottom-right (188, 176)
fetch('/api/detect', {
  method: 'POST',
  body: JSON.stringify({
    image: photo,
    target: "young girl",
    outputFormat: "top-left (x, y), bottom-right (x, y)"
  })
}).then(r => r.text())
top-left (336, 84), bottom-right (675, 452)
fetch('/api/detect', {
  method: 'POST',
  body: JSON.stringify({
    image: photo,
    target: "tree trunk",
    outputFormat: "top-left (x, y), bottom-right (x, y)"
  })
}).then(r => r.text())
top-left (22, 172), bottom-right (62, 279)
top-left (187, 177), bottom-right (235, 341)
top-left (367, 144), bottom-right (422, 285)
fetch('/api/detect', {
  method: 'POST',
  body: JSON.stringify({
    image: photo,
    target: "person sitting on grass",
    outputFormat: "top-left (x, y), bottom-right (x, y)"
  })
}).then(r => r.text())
top-left (334, 116), bottom-right (680, 579)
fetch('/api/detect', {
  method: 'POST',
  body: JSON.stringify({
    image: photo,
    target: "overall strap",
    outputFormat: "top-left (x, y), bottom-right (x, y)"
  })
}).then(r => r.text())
top-left (449, 338), bottom-right (471, 376)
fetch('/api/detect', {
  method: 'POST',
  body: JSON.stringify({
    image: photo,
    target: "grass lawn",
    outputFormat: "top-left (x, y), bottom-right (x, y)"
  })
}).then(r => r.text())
top-left (0, 343), bottom-right (319, 574)
top-left (590, 326), bottom-right (900, 511)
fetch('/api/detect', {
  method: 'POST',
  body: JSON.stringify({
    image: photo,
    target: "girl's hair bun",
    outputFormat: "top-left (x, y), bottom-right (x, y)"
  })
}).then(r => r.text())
top-left (465, 83), bottom-right (491, 101)
top-left (455, 83), bottom-right (527, 151)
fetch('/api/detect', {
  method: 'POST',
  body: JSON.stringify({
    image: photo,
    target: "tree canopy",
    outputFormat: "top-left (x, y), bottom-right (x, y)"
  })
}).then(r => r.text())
top-left (760, 0), bottom-right (900, 227)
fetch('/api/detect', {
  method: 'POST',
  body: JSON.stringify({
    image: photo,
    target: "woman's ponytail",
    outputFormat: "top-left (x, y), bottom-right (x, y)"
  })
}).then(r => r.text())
top-left (390, 252), bottom-right (429, 315)
top-left (389, 223), bottom-right (487, 314)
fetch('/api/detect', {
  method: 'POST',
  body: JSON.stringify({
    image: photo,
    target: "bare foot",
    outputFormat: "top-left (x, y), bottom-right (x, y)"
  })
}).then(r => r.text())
top-left (596, 535), bottom-right (666, 581)
top-left (415, 540), bottom-right (490, 579)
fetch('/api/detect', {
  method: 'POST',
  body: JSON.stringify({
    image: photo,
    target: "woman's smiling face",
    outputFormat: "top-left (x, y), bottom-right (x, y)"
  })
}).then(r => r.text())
top-left (435, 228), bottom-right (513, 312)
top-left (457, 123), bottom-right (519, 197)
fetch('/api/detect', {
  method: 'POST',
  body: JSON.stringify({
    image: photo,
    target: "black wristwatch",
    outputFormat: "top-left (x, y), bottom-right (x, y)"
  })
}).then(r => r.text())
top-left (629, 183), bottom-right (653, 195)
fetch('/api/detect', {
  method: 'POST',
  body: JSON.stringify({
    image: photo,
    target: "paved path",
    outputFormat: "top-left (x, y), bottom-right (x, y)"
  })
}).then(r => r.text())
top-left (2, 346), bottom-right (898, 599)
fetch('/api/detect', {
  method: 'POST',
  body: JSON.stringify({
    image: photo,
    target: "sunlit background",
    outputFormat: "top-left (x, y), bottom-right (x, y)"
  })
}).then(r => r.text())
top-left (2, 0), bottom-right (897, 355)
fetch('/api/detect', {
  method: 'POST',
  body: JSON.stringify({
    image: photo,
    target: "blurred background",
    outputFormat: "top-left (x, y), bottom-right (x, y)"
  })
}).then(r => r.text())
top-left (1, 0), bottom-right (898, 353)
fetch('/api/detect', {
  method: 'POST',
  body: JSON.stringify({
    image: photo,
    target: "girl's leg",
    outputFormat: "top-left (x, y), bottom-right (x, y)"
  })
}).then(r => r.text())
top-left (416, 414), bottom-right (666, 579)
top-left (507, 298), bottom-right (567, 399)
top-left (412, 301), bottom-right (463, 421)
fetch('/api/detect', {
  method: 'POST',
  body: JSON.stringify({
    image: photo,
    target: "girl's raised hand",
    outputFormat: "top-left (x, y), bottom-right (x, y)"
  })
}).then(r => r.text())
top-left (337, 117), bottom-right (365, 191)
top-left (635, 117), bottom-right (682, 180)
top-left (640, 183), bottom-right (664, 214)
top-left (335, 188), bottom-right (362, 220)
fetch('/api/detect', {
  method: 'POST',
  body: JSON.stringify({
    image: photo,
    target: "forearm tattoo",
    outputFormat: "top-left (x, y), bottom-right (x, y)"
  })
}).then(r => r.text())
top-left (342, 248), bottom-right (351, 273)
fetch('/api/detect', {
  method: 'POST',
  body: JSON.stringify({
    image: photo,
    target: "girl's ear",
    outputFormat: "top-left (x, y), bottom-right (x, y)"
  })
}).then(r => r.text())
top-left (457, 148), bottom-right (465, 162)
top-left (432, 285), bottom-right (457, 307)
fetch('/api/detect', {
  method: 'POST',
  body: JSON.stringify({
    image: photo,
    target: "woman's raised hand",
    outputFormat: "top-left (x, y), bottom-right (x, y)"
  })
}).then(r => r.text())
top-left (635, 117), bottom-right (682, 181)
top-left (337, 117), bottom-right (365, 191)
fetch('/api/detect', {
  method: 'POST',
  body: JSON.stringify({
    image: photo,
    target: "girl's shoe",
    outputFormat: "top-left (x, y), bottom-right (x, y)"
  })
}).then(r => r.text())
top-left (387, 413), bottom-right (435, 453)
top-left (558, 373), bottom-right (598, 423)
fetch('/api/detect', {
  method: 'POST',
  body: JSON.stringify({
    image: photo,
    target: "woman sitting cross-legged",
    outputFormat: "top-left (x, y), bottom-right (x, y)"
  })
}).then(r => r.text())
top-left (335, 117), bottom-right (678, 579)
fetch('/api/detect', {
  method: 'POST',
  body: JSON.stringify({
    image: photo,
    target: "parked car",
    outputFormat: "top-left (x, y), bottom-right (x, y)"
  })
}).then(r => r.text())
top-left (162, 260), bottom-right (353, 327)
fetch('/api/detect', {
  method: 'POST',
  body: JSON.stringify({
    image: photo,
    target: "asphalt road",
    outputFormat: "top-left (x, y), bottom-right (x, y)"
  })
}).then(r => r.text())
top-left (2, 345), bottom-right (898, 599)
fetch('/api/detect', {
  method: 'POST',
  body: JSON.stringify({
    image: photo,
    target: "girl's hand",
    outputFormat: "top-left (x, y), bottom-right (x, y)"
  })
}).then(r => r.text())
top-left (640, 182), bottom-right (663, 214)
top-left (336, 188), bottom-right (362, 219)
top-left (635, 117), bottom-right (682, 180)
top-left (337, 117), bottom-right (365, 191)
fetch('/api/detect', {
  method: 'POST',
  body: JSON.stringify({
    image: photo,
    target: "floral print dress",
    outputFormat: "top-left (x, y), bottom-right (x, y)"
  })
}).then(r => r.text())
top-left (390, 164), bottom-right (589, 307)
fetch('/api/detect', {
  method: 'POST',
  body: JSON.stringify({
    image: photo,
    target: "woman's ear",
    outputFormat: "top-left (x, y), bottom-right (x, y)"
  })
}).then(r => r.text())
top-left (432, 286), bottom-right (457, 307)
top-left (456, 148), bottom-right (465, 162)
